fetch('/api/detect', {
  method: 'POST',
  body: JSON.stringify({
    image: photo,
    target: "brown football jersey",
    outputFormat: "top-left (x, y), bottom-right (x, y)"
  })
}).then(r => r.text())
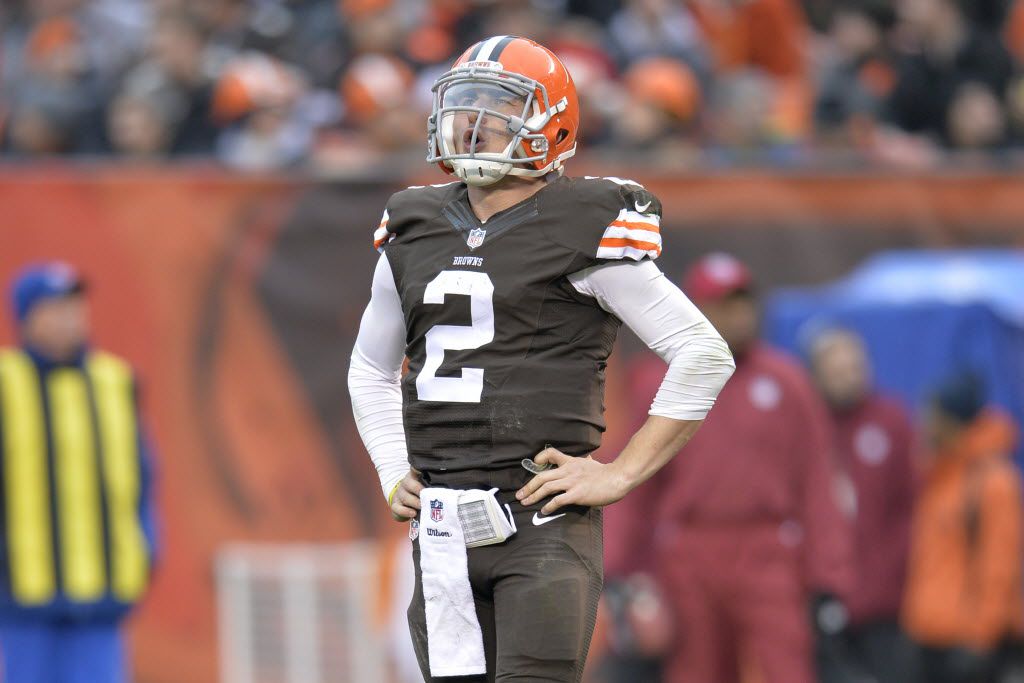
top-left (374, 175), bottom-right (663, 474)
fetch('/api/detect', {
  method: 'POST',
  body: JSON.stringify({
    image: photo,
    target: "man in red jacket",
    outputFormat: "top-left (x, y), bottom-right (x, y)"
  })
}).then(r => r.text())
top-left (807, 326), bottom-right (919, 683)
top-left (605, 253), bottom-right (853, 683)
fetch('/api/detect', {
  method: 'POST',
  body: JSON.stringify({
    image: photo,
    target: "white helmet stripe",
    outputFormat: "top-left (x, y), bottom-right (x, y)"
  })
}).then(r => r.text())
top-left (475, 35), bottom-right (509, 62)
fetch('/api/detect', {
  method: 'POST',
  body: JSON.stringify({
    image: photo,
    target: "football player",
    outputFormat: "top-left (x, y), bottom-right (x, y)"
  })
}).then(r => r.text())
top-left (349, 35), bottom-right (736, 682)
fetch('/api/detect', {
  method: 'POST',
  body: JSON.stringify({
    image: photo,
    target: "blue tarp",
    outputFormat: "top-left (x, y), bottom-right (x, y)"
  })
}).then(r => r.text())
top-left (764, 250), bottom-right (1024, 463)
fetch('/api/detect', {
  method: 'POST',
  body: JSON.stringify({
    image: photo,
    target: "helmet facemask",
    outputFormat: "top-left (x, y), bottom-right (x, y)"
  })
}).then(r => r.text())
top-left (427, 64), bottom-right (567, 186)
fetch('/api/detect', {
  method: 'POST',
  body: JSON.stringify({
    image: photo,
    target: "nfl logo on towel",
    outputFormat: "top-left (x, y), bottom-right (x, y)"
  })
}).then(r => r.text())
top-left (430, 499), bottom-right (444, 522)
top-left (467, 228), bottom-right (486, 249)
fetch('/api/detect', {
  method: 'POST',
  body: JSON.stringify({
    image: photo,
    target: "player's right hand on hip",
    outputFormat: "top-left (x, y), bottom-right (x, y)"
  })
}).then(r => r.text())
top-left (390, 469), bottom-right (425, 522)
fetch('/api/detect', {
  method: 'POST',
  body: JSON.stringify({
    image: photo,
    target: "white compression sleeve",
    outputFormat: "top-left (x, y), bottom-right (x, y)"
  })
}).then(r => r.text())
top-left (568, 260), bottom-right (735, 420)
top-left (348, 252), bottom-right (410, 501)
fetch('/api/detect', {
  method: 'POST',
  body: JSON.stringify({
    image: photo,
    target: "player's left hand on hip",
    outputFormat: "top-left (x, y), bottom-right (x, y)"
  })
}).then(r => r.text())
top-left (516, 447), bottom-right (628, 514)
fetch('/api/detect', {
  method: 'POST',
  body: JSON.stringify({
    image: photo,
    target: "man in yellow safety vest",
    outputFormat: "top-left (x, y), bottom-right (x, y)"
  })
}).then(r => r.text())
top-left (0, 262), bottom-right (157, 683)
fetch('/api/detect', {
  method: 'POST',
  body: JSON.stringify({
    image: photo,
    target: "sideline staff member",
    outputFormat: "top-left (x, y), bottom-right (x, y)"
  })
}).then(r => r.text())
top-left (0, 262), bottom-right (157, 683)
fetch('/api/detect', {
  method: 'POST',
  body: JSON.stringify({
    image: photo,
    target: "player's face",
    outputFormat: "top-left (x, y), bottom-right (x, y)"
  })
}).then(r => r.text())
top-left (443, 81), bottom-right (527, 155)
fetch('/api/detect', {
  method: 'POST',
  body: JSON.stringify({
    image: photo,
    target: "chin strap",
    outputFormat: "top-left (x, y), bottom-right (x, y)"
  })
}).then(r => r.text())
top-left (452, 142), bottom-right (576, 185)
top-left (506, 144), bottom-right (576, 179)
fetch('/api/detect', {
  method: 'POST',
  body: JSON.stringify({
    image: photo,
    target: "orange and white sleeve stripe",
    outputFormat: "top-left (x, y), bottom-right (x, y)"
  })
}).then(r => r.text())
top-left (596, 208), bottom-right (662, 261)
top-left (373, 208), bottom-right (393, 253)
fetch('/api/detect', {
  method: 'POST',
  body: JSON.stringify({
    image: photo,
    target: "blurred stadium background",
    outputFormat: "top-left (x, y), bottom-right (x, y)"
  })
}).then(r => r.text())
top-left (2, 0), bottom-right (1024, 682)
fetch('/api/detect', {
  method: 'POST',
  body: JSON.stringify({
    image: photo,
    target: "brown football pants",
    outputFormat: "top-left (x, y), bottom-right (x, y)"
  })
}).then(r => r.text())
top-left (408, 468), bottom-right (603, 683)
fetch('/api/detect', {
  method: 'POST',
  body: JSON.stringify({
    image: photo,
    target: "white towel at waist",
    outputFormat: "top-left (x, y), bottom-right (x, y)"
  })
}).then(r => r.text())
top-left (419, 487), bottom-right (486, 677)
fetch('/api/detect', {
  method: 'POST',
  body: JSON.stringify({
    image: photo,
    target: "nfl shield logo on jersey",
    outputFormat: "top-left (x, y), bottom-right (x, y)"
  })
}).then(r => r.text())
top-left (467, 228), bottom-right (486, 249)
top-left (430, 499), bottom-right (444, 522)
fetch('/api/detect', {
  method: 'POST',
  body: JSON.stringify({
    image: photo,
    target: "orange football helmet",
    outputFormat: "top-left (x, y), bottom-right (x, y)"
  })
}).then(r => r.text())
top-left (427, 35), bottom-right (580, 186)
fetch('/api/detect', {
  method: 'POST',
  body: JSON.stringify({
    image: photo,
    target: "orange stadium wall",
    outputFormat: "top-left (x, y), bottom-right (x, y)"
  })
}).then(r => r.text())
top-left (0, 166), bottom-right (1021, 683)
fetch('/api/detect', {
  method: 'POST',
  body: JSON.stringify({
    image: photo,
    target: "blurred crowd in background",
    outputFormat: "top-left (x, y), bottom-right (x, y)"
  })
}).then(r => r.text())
top-left (6, 0), bottom-right (1024, 170)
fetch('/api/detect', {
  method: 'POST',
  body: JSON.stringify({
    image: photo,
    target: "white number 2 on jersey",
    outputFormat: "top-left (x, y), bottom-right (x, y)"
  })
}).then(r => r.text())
top-left (416, 271), bottom-right (495, 403)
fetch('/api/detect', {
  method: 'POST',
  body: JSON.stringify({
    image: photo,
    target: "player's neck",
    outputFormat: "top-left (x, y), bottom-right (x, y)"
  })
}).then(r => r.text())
top-left (466, 175), bottom-right (547, 223)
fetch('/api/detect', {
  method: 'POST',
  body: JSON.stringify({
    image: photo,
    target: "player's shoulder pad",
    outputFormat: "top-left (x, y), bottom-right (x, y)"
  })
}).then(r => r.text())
top-left (373, 181), bottom-right (459, 253)
top-left (571, 176), bottom-right (662, 262)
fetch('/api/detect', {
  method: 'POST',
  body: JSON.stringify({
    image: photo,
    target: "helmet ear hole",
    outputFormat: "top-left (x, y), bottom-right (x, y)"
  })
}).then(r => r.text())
top-left (555, 128), bottom-right (569, 144)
